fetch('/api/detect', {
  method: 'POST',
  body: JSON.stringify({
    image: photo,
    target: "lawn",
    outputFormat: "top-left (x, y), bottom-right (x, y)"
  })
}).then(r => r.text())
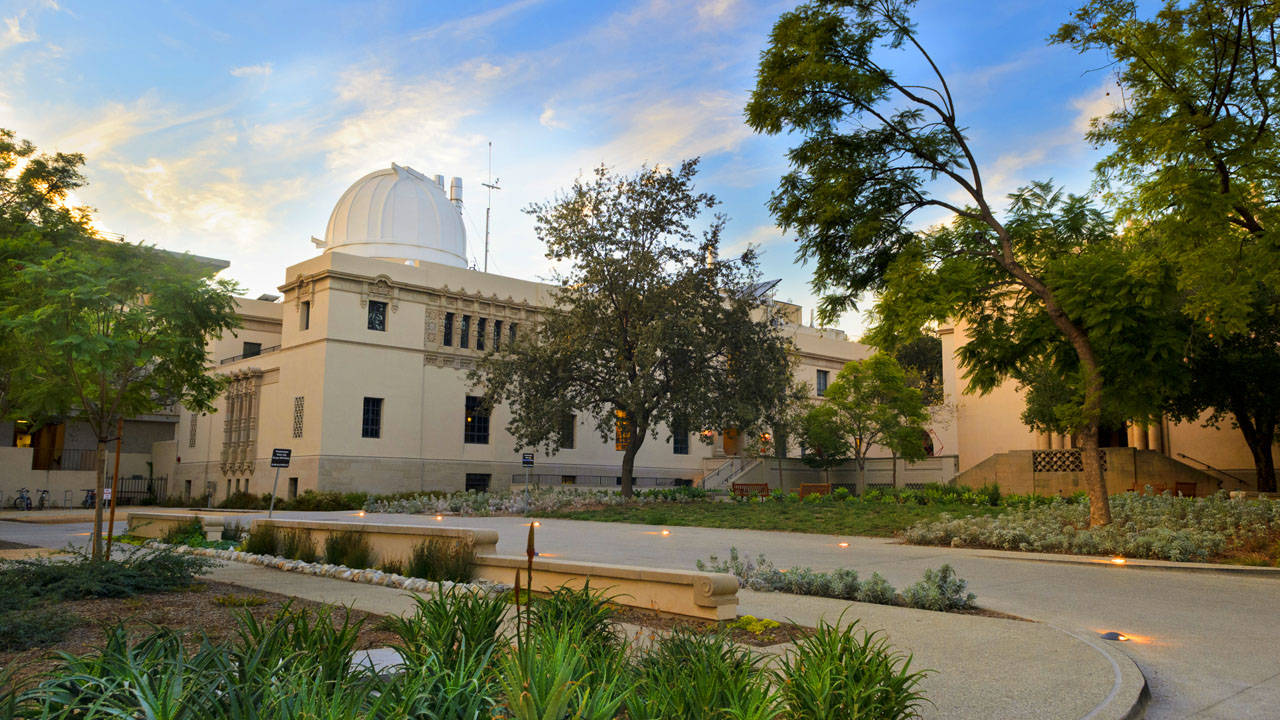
top-left (541, 499), bottom-right (1007, 537)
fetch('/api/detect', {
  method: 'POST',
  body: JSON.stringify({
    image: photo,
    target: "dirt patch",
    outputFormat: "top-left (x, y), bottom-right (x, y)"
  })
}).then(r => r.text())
top-left (610, 605), bottom-right (812, 647)
top-left (0, 540), bottom-right (36, 550)
top-left (953, 606), bottom-right (1034, 622)
top-left (2, 582), bottom-right (397, 686)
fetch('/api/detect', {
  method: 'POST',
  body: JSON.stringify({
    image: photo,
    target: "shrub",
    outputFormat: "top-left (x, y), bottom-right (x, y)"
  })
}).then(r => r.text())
top-left (275, 529), bottom-right (317, 562)
top-left (0, 601), bottom-right (77, 651)
top-left (0, 546), bottom-right (216, 603)
top-left (627, 628), bottom-right (768, 719)
top-left (242, 523), bottom-right (279, 556)
top-left (728, 614), bottom-right (781, 635)
top-left (222, 520), bottom-right (247, 542)
top-left (219, 491), bottom-right (267, 509)
top-left (527, 583), bottom-right (620, 658)
top-left (386, 584), bottom-right (508, 670)
top-left (404, 539), bottom-right (475, 583)
top-left (284, 490), bottom-right (367, 512)
top-left (213, 594), bottom-right (268, 608)
top-left (777, 618), bottom-right (929, 720)
top-left (901, 564), bottom-right (974, 611)
top-left (324, 530), bottom-right (374, 568)
top-left (857, 572), bottom-right (897, 605)
top-left (162, 517), bottom-right (205, 546)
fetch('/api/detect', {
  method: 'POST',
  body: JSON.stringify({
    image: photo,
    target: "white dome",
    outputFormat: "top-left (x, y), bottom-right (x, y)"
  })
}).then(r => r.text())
top-left (319, 163), bottom-right (467, 268)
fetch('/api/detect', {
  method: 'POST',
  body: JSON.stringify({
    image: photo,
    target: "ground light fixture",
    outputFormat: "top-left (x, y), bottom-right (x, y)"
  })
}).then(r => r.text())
top-left (1111, 556), bottom-right (1127, 565)
top-left (660, 528), bottom-right (671, 536)
top-left (1100, 631), bottom-right (1129, 642)
top-left (435, 514), bottom-right (443, 521)
top-left (837, 542), bottom-right (850, 548)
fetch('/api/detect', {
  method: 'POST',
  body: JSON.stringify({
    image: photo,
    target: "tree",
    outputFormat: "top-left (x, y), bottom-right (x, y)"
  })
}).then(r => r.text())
top-left (803, 354), bottom-right (930, 486)
top-left (747, 0), bottom-right (1126, 525)
top-left (887, 331), bottom-right (943, 405)
top-left (798, 402), bottom-right (853, 484)
top-left (1, 130), bottom-right (241, 559)
top-left (471, 160), bottom-right (793, 497)
top-left (1054, 1), bottom-right (1280, 490)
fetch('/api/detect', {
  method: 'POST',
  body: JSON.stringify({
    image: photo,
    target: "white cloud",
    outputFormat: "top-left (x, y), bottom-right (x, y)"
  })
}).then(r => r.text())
top-left (1, 13), bottom-right (37, 52)
top-left (697, 0), bottom-right (740, 23)
top-left (412, 0), bottom-right (545, 41)
top-left (721, 223), bottom-right (787, 258)
top-left (538, 105), bottom-right (566, 129)
top-left (230, 62), bottom-right (273, 77)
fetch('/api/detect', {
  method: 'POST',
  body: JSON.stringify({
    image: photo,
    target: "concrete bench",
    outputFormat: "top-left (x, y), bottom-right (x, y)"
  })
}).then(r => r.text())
top-left (126, 511), bottom-right (227, 542)
top-left (249, 518), bottom-right (499, 565)
top-left (472, 554), bottom-right (739, 621)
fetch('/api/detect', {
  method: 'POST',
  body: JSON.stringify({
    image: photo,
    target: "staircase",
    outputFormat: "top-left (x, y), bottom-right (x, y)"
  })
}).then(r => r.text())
top-left (699, 457), bottom-right (762, 491)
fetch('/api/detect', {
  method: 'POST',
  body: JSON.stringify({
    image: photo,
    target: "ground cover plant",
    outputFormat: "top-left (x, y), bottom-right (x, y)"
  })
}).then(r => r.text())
top-left (1, 583), bottom-right (930, 719)
top-left (904, 491), bottom-right (1280, 563)
top-left (215, 489), bottom-right (368, 511)
top-left (696, 548), bottom-right (975, 612)
top-left (0, 547), bottom-right (218, 653)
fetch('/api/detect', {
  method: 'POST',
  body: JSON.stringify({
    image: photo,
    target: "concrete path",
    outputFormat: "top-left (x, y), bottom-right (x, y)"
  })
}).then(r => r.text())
top-left (6, 509), bottom-right (1278, 718)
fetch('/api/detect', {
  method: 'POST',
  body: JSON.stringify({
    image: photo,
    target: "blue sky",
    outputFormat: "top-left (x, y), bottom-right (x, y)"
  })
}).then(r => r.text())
top-left (2, 0), bottom-right (1118, 338)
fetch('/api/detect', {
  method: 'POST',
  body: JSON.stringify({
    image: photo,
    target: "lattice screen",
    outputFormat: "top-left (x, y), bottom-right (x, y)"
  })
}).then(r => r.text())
top-left (1032, 449), bottom-right (1108, 473)
top-left (188, 414), bottom-right (198, 448)
top-left (292, 396), bottom-right (305, 439)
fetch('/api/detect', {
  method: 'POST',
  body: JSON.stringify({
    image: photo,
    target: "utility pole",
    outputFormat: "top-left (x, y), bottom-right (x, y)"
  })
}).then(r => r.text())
top-left (481, 141), bottom-right (501, 273)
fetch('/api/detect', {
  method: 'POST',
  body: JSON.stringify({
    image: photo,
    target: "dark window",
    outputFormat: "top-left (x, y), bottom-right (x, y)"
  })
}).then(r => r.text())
top-left (300, 301), bottom-right (310, 330)
top-left (465, 473), bottom-right (490, 492)
top-left (464, 395), bottom-right (490, 444)
top-left (561, 475), bottom-right (576, 485)
top-left (362, 397), bottom-right (383, 438)
top-left (509, 322), bottom-right (517, 345)
top-left (493, 320), bottom-right (503, 350)
top-left (243, 341), bottom-right (261, 358)
top-left (476, 318), bottom-right (487, 351)
top-left (288, 477), bottom-right (298, 500)
top-left (672, 418), bottom-right (689, 455)
top-left (443, 312), bottom-right (454, 346)
top-left (816, 370), bottom-right (829, 396)
top-left (614, 410), bottom-right (631, 451)
top-left (560, 412), bottom-right (575, 449)
top-left (460, 315), bottom-right (471, 348)
top-left (368, 300), bottom-right (387, 331)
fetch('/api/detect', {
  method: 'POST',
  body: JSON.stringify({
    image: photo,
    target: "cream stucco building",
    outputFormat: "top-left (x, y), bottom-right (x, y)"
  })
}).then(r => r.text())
top-left (163, 164), bottom-right (881, 502)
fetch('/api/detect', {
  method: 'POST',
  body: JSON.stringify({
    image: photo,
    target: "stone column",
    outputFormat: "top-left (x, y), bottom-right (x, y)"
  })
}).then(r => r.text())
top-left (1035, 431), bottom-right (1051, 450)
top-left (1132, 423), bottom-right (1149, 451)
top-left (1147, 421), bottom-right (1164, 454)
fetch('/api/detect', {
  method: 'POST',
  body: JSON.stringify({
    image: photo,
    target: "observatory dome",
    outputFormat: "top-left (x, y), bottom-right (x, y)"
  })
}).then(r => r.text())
top-left (318, 163), bottom-right (467, 268)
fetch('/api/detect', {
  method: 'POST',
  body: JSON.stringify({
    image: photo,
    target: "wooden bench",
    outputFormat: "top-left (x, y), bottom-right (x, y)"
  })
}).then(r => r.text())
top-left (731, 482), bottom-right (770, 498)
top-left (799, 482), bottom-right (832, 498)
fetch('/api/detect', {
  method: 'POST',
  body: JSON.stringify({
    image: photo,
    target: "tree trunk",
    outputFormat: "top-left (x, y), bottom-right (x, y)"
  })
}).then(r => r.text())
top-left (1078, 355), bottom-right (1111, 526)
top-left (1235, 411), bottom-right (1278, 493)
top-left (620, 432), bottom-right (645, 498)
top-left (91, 440), bottom-right (107, 560)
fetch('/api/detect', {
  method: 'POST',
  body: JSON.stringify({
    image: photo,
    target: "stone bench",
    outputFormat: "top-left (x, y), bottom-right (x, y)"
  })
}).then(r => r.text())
top-left (249, 518), bottom-right (499, 565)
top-left (126, 511), bottom-right (227, 542)
top-left (472, 554), bottom-right (739, 621)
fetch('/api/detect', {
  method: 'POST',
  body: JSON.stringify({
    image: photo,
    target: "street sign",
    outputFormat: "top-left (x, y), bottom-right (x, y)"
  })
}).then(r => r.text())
top-left (522, 453), bottom-right (534, 468)
top-left (270, 448), bottom-right (292, 468)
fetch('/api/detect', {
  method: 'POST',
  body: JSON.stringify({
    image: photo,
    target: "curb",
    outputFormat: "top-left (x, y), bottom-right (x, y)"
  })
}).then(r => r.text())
top-left (978, 552), bottom-right (1280, 578)
top-left (1062, 627), bottom-right (1150, 720)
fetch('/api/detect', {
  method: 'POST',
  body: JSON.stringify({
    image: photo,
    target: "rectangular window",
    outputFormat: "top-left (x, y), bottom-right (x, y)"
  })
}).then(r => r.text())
top-left (816, 370), bottom-right (829, 397)
top-left (288, 477), bottom-right (298, 500)
top-left (460, 315), bottom-right (471, 348)
top-left (509, 322), bottom-right (517, 345)
top-left (465, 473), bottom-right (490, 492)
top-left (188, 414), bottom-right (198, 448)
top-left (476, 318), bottom-right (487, 351)
top-left (560, 412), bottom-right (576, 449)
top-left (464, 395), bottom-right (490, 444)
top-left (243, 341), bottom-right (262, 358)
top-left (362, 397), bottom-right (383, 438)
top-left (292, 396), bottom-right (305, 439)
top-left (493, 320), bottom-right (503, 351)
top-left (672, 418), bottom-right (689, 455)
top-left (615, 410), bottom-right (631, 451)
top-left (368, 300), bottom-right (387, 331)
top-left (561, 475), bottom-right (576, 485)
top-left (300, 301), bottom-right (310, 330)
top-left (443, 312), bottom-right (454, 346)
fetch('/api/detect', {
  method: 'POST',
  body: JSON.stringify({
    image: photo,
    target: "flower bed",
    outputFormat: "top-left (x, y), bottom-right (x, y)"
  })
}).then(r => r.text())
top-left (903, 491), bottom-right (1280, 563)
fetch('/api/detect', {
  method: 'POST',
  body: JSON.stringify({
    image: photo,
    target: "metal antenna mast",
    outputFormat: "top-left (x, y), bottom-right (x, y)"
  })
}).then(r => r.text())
top-left (481, 142), bottom-right (501, 273)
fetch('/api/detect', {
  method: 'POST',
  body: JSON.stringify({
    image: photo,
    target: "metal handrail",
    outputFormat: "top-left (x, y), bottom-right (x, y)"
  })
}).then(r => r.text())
top-left (1175, 452), bottom-right (1237, 488)
top-left (219, 345), bottom-right (281, 365)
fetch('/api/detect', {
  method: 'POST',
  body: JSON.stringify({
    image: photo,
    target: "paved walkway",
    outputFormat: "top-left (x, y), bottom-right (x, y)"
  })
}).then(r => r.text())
top-left (7, 508), bottom-right (1279, 718)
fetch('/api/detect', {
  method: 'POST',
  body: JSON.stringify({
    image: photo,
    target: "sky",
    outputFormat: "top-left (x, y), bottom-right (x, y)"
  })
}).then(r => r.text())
top-left (1, 0), bottom-right (1119, 338)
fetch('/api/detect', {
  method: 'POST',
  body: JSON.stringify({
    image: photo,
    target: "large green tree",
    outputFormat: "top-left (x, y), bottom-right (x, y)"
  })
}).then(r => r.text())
top-left (800, 354), bottom-right (930, 486)
top-left (471, 160), bottom-right (793, 497)
top-left (747, 0), bottom-right (1125, 524)
top-left (1, 130), bottom-right (240, 558)
top-left (1055, 1), bottom-right (1280, 490)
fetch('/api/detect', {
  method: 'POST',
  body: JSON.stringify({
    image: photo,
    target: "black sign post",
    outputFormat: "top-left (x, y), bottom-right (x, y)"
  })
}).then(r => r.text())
top-left (521, 452), bottom-right (535, 489)
top-left (268, 449), bottom-right (291, 518)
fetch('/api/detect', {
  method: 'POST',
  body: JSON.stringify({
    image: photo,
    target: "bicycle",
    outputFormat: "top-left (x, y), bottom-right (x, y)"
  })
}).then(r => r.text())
top-left (36, 488), bottom-right (49, 510)
top-left (13, 487), bottom-right (31, 511)
top-left (81, 488), bottom-right (96, 509)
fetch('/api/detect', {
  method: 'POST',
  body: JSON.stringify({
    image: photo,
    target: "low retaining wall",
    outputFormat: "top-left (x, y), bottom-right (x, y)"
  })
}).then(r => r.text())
top-left (127, 511), bottom-right (227, 541)
top-left (472, 554), bottom-right (739, 621)
top-left (248, 518), bottom-right (499, 566)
